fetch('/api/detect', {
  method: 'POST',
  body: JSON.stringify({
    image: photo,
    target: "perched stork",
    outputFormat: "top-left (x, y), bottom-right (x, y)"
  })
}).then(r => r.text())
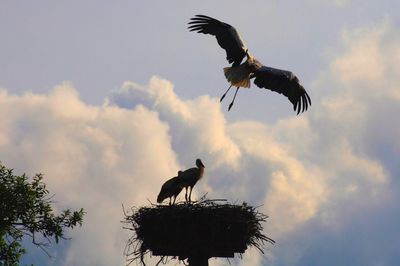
top-left (178, 159), bottom-right (205, 203)
top-left (188, 15), bottom-right (311, 114)
top-left (157, 171), bottom-right (184, 205)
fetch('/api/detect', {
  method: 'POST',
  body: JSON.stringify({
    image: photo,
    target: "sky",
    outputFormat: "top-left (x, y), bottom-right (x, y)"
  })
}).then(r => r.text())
top-left (1, 1), bottom-right (399, 265)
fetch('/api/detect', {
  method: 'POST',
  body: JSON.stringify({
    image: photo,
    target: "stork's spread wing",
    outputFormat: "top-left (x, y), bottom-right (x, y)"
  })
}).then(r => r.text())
top-left (188, 15), bottom-right (247, 66)
top-left (253, 66), bottom-right (311, 114)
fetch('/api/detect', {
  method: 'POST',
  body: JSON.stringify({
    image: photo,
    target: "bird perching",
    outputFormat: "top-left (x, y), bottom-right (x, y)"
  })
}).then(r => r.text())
top-left (157, 171), bottom-right (184, 205)
top-left (188, 15), bottom-right (311, 114)
top-left (157, 159), bottom-right (205, 205)
top-left (178, 159), bottom-right (205, 203)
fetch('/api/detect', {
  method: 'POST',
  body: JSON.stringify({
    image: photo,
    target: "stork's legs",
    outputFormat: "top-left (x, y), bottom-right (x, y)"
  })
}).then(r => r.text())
top-left (168, 197), bottom-right (172, 205)
top-left (184, 187), bottom-right (189, 202)
top-left (184, 186), bottom-right (194, 203)
top-left (228, 87), bottom-right (240, 111)
top-left (220, 85), bottom-right (232, 102)
top-left (188, 186), bottom-right (193, 203)
top-left (172, 195), bottom-right (177, 205)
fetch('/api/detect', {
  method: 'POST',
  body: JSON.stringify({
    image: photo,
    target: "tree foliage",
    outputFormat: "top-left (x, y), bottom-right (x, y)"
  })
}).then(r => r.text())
top-left (0, 162), bottom-right (84, 265)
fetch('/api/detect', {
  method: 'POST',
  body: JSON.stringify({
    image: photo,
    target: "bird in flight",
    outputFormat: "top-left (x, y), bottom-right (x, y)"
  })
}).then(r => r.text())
top-left (188, 15), bottom-right (311, 114)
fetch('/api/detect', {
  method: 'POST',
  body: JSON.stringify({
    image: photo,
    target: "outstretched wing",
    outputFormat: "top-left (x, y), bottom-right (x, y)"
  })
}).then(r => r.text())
top-left (188, 15), bottom-right (247, 66)
top-left (252, 66), bottom-right (311, 114)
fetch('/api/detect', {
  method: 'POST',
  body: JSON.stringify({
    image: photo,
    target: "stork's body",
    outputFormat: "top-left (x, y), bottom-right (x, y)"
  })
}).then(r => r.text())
top-left (188, 15), bottom-right (311, 114)
top-left (178, 159), bottom-right (205, 203)
top-left (157, 171), bottom-right (184, 205)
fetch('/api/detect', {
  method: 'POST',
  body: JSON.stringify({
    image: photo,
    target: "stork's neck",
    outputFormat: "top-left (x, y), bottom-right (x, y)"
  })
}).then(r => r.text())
top-left (198, 165), bottom-right (205, 179)
top-left (245, 51), bottom-right (254, 61)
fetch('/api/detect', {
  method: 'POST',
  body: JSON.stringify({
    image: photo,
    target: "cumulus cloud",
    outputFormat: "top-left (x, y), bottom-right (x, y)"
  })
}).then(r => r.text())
top-left (109, 77), bottom-right (241, 169)
top-left (267, 19), bottom-right (399, 266)
top-left (1, 18), bottom-right (399, 266)
top-left (0, 83), bottom-right (181, 265)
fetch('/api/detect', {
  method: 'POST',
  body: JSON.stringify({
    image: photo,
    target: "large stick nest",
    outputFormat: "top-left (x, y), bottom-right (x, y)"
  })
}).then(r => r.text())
top-left (123, 197), bottom-right (274, 265)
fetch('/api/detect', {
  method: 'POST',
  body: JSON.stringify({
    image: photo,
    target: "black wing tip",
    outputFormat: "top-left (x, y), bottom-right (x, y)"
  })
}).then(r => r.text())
top-left (294, 93), bottom-right (312, 115)
top-left (253, 67), bottom-right (312, 115)
top-left (188, 15), bottom-right (214, 23)
top-left (293, 84), bottom-right (311, 115)
top-left (193, 14), bottom-right (213, 19)
top-left (187, 25), bottom-right (203, 30)
top-left (294, 100), bottom-right (304, 115)
top-left (306, 91), bottom-right (312, 106)
top-left (187, 15), bottom-right (215, 32)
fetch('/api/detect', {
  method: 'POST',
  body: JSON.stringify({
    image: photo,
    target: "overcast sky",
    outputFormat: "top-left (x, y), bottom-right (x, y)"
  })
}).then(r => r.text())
top-left (1, 1), bottom-right (400, 265)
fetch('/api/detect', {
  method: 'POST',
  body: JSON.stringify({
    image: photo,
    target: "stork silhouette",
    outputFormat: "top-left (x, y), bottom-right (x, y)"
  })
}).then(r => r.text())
top-left (177, 159), bottom-right (205, 203)
top-left (188, 15), bottom-right (311, 113)
top-left (157, 171), bottom-right (184, 205)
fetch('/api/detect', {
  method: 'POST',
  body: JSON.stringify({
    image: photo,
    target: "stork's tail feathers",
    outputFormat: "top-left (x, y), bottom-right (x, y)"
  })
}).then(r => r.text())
top-left (223, 67), bottom-right (251, 88)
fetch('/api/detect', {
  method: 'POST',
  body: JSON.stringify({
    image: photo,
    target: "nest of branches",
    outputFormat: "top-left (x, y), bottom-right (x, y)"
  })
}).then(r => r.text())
top-left (122, 197), bottom-right (274, 265)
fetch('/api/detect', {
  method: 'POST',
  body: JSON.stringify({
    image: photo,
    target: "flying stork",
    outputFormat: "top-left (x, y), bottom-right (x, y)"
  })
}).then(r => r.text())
top-left (188, 15), bottom-right (311, 114)
top-left (178, 159), bottom-right (205, 203)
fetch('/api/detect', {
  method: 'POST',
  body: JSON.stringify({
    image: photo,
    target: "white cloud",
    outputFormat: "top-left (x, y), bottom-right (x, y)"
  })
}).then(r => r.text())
top-left (109, 76), bottom-right (241, 169)
top-left (328, 19), bottom-right (400, 104)
top-left (1, 18), bottom-right (399, 266)
top-left (227, 121), bottom-right (327, 236)
top-left (0, 84), bottom-right (180, 265)
top-left (332, 19), bottom-right (389, 85)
